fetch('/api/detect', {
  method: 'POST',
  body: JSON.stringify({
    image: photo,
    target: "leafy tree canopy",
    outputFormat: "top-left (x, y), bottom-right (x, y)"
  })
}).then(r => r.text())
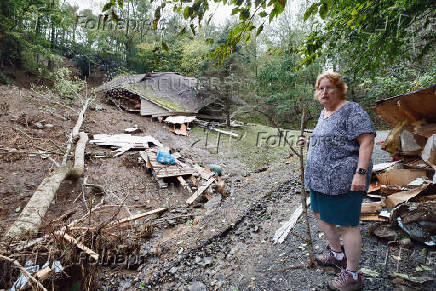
top-left (104, 0), bottom-right (435, 73)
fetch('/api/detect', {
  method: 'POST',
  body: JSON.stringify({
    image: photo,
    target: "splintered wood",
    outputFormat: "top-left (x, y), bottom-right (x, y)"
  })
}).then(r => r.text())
top-left (139, 150), bottom-right (222, 205)
top-left (90, 134), bottom-right (162, 157)
top-left (186, 178), bottom-right (215, 205)
top-left (140, 150), bottom-right (195, 179)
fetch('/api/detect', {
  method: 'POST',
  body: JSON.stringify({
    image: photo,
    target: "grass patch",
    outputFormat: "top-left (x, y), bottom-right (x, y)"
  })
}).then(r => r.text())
top-left (190, 123), bottom-right (305, 172)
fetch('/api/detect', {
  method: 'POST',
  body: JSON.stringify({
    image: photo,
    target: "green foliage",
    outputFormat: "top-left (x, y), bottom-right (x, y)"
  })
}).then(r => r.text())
top-left (51, 67), bottom-right (85, 100)
top-left (109, 67), bottom-right (137, 80)
top-left (0, 73), bottom-right (13, 85)
top-left (180, 38), bottom-right (208, 76)
top-left (298, 0), bottom-right (435, 75)
top-left (253, 53), bottom-right (322, 127)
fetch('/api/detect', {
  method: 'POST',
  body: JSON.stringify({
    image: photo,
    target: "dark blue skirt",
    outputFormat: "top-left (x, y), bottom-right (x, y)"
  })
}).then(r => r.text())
top-left (310, 190), bottom-right (363, 227)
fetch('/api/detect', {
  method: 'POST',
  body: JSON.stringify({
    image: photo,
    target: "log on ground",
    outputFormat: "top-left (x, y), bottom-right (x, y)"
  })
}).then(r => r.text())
top-left (4, 165), bottom-right (71, 239)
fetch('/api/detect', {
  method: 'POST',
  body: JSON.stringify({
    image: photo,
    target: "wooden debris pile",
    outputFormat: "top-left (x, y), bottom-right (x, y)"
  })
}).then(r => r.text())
top-left (0, 194), bottom-right (168, 290)
top-left (140, 149), bottom-right (227, 205)
top-left (89, 134), bottom-right (162, 157)
top-left (363, 85), bottom-right (436, 246)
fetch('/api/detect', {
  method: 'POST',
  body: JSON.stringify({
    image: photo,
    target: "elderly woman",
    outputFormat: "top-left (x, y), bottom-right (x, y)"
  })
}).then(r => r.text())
top-left (304, 72), bottom-right (375, 290)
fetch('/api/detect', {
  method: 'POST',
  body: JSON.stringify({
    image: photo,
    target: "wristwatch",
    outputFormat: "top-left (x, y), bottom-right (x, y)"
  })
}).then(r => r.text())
top-left (356, 168), bottom-right (368, 175)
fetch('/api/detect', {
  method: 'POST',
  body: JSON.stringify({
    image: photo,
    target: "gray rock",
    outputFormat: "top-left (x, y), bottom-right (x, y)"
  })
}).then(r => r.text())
top-left (34, 122), bottom-right (44, 129)
top-left (169, 267), bottom-right (178, 274)
top-left (44, 123), bottom-right (54, 129)
top-left (204, 194), bottom-right (222, 209)
top-left (194, 256), bottom-right (202, 264)
top-left (188, 281), bottom-right (206, 291)
top-left (198, 256), bottom-right (213, 267)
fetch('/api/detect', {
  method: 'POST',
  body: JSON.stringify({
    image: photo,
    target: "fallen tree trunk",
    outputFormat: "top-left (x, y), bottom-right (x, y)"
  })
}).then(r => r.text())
top-left (69, 132), bottom-right (88, 179)
top-left (4, 165), bottom-right (71, 239)
top-left (62, 99), bottom-right (89, 165)
top-left (72, 99), bottom-right (89, 139)
top-left (4, 99), bottom-right (90, 240)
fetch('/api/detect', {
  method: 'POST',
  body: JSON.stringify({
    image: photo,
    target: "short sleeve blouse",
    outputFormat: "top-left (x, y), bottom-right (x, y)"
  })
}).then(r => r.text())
top-left (304, 102), bottom-right (376, 195)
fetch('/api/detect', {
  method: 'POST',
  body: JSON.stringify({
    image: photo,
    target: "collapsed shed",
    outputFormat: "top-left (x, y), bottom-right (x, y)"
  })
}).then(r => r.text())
top-left (95, 72), bottom-right (217, 119)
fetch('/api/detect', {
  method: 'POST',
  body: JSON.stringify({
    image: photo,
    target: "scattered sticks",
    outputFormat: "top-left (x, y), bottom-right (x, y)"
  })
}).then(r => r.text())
top-left (0, 254), bottom-right (48, 291)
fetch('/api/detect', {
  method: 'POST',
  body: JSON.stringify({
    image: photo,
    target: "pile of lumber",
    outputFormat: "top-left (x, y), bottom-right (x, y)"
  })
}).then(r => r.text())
top-left (362, 85), bottom-right (436, 246)
top-left (140, 149), bottom-right (227, 205)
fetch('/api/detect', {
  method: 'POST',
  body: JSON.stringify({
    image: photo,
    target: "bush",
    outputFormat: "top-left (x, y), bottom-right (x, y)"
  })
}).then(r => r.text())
top-left (0, 72), bottom-right (13, 85)
top-left (107, 67), bottom-right (137, 81)
top-left (51, 67), bottom-right (86, 100)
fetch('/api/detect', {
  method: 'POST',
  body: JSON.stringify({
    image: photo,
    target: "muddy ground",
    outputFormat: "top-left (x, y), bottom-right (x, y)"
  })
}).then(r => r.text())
top-left (0, 84), bottom-right (434, 291)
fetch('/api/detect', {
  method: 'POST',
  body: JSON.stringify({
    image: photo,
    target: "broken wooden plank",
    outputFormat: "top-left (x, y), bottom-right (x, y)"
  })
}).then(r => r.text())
top-left (273, 197), bottom-right (311, 244)
top-left (174, 123), bottom-right (188, 136)
top-left (360, 213), bottom-right (388, 222)
top-left (213, 128), bottom-right (239, 138)
top-left (193, 164), bottom-right (215, 180)
top-left (164, 116), bottom-right (196, 124)
top-left (386, 184), bottom-right (436, 208)
top-left (177, 176), bottom-right (193, 194)
top-left (186, 178), bottom-right (215, 205)
top-left (376, 168), bottom-right (427, 186)
top-left (361, 202), bottom-right (382, 214)
top-left (108, 208), bottom-right (167, 226)
top-left (89, 134), bottom-right (162, 156)
top-left (58, 231), bottom-right (99, 261)
top-left (145, 151), bottom-right (195, 179)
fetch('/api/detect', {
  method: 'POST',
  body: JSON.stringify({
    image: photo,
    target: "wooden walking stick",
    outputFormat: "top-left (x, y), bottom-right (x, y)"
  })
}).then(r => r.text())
top-left (299, 108), bottom-right (315, 267)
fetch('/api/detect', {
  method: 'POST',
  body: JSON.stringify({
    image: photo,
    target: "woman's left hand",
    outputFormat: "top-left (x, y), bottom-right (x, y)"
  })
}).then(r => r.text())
top-left (351, 173), bottom-right (366, 192)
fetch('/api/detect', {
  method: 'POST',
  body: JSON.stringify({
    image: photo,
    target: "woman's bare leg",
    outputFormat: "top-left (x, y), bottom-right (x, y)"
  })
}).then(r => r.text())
top-left (341, 226), bottom-right (362, 271)
top-left (313, 212), bottom-right (342, 252)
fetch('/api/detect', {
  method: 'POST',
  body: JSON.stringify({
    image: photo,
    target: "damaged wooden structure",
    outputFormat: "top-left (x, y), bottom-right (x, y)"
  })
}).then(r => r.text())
top-left (363, 84), bottom-right (436, 246)
top-left (95, 72), bottom-right (219, 118)
top-left (139, 148), bottom-right (226, 205)
top-left (95, 72), bottom-right (224, 136)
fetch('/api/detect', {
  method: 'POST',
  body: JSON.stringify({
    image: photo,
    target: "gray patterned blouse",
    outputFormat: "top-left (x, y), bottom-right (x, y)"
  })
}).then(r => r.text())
top-left (304, 102), bottom-right (376, 195)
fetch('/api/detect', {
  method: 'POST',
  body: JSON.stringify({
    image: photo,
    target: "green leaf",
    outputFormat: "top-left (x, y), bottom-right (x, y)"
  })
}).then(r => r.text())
top-left (152, 19), bottom-right (159, 30)
top-left (277, 0), bottom-right (286, 9)
top-left (232, 8), bottom-right (239, 15)
top-left (117, 0), bottom-right (123, 9)
top-left (256, 25), bottom-right (264, 36)
top-left (319, 3), bottom-right (328, 19)
top-left (245, 32), bottom-right (251, 43)
top-left (303, 3), bottom-right (319, 21)
top-left (259, 11), bottom-right (267, 18)
top-left (162, 42), bottom-right (169, 52)
top-left (154, 7), bottom-right (161, 20)
top-left (269, 11), bottom-right (275, 23)
top-left (183, 6), bottom-right (191, 19)
top-left (393, 272), bottom-right (409, 280)
top-left (102, 3), bottom-right (113, 12)
top-left (239, 8), bottom-right (250, 20)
